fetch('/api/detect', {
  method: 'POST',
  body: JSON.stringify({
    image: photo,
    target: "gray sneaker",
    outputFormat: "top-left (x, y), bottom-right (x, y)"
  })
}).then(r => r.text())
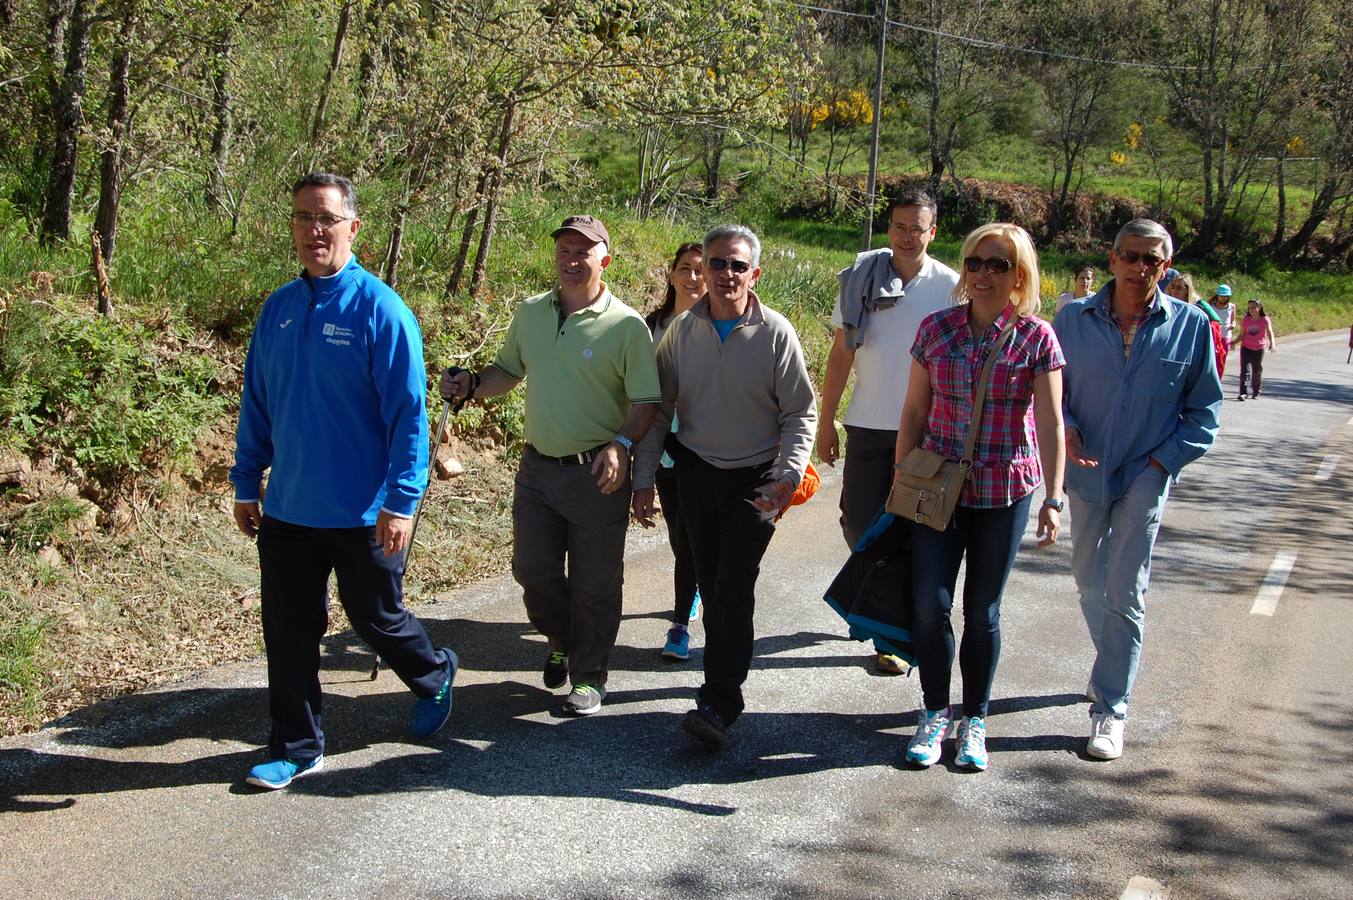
top-left (563, 684), bottom-right (605, 716)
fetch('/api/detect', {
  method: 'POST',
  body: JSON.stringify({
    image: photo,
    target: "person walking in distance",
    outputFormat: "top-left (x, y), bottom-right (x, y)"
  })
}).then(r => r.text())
top-left (1052, 218), bottom-right (1221, 761)
top-left (231, 173), bottom-right (457, 790)
top-left (1237, 299), bottom-right (1278, 400)
top-left (646, 242), bottom-right (706, 661)
top-left (440, 216), bottom-right (660, 717)
top-left (632, 224), bottom-right (817, 748)
top-left (816, 190), bottom-right (958, 676)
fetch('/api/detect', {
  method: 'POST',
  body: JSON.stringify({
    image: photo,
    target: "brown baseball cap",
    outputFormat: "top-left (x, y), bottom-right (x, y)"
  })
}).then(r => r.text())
top-left (551, 214), bottom-right (610, 246)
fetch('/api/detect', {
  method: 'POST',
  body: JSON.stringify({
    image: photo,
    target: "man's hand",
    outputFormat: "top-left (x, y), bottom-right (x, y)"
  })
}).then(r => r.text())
top-left (631, 487), bottom-right (657, 527)
top-left (439, 367), bottom-right (471, 401)
top-left (1066, 427), bottom-right (1100, 469)
top-left (591, 443), bottom-right (629, 494)
top-left (376, 510), bottom-right (412, 557)
top-left (751, 476), bottom-right (795, 513)
top-left (816, 421), bottom-right (841, 467)
top-left (233, 501), bottom-right (262, 539)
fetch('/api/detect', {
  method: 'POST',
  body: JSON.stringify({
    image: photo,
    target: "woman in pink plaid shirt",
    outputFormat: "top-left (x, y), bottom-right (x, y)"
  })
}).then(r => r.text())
top-left (895, 223), bottom-right (1067, 772)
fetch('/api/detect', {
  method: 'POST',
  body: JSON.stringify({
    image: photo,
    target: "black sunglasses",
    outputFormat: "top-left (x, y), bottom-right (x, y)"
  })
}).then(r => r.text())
top-left (963, 256), bottom-right (1014, 275)
top-left (1117, 249), bottom-right (1166, 269)
top-left (707, 256), bottom-right (753, 274)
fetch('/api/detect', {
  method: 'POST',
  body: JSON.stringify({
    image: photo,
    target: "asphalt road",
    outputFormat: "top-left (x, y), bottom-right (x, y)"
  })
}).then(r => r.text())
top-left (2, 330), bottom-right (1350, 899)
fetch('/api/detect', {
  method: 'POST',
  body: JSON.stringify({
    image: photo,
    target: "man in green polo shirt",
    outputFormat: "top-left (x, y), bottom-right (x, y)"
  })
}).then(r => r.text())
top-left (440, 215), bottom-right (660, 716)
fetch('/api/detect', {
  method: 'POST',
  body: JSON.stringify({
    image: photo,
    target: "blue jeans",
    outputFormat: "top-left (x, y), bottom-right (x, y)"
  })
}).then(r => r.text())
top-left (1069, 466), bottom-right (1171, 720)
top-left (908, 495), bottom-right (1032, 718)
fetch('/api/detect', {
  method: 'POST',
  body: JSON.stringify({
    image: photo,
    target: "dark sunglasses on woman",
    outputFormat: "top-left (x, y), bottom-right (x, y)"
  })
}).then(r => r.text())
top-left (963, 256), bottom-right (1014, 274)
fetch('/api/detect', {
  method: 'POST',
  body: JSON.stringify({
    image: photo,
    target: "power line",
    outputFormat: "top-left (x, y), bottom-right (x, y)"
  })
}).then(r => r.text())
top-left (781, 1), bottom-right (1303, 73)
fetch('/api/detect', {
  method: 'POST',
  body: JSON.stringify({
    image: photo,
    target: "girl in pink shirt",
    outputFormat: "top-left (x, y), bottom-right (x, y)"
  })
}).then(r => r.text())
top-left (1237, 299), bottom-right (1277, 400)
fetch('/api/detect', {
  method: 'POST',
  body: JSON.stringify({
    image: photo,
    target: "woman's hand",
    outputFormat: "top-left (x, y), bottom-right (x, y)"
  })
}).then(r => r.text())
top-left (1036, 505), bottom-right (1060, 547)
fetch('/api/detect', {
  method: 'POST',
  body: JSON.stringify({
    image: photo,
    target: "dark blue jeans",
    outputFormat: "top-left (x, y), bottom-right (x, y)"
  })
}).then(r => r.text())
top-left (257, 515), bottom-right (453, 761)
top-left (655, 465), bottom-right (698, 624)
top-left (908, 495), bottom-right (1032, 718)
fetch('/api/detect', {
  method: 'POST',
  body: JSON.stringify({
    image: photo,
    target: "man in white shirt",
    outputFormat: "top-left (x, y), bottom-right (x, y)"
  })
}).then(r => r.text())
top-left (816, 190), bottom-right (959, 674)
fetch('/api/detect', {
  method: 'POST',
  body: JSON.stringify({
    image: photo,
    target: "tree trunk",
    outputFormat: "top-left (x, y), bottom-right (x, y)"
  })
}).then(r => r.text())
top-left (445, 167), bottom-right (490, 297)
top-left (311, 0), bottom-right (355, 142)
top-left (383, 207), bottom-right (406, 288)
top-left (1277, 176), bottom-right (1342, 262)
top-left (40, 0), bottom-right (91, 245)
top-left (1271, 152), bottom-right (1286, 247)
top-left (206, 26), bottom-right (234, 212)
top-left (45, 0), bottom-right (73, 101)
top-left (703, 132), bottom-right (724, 201)
top-left (2, 0), bottom-right (18, 27)
top-left (95, 14), bottom-right (136, 263)
top-left (469, 100), bottom-right (517, 298)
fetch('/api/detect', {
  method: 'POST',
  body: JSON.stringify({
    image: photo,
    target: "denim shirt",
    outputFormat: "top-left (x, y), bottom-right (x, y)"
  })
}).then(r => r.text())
top-left (1052, 281), bottom-right (1222, 505)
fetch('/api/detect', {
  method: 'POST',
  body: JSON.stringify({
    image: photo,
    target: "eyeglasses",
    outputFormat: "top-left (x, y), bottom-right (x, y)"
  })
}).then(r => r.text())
top-left (891, 225), bottom-right (930, 237)
top-left (962, 256), bottom-right (1014, 275)
top-left (1116, 249), bottom-right (1166, 269)
top-left (289, 212), bottom-right (353, 231)
top-left (707, 257), bottom-right (753, 274)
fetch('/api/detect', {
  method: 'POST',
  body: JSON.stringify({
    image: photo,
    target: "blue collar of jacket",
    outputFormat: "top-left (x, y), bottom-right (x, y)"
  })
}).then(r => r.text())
top-left (299, 257), bottom-right (363, 296)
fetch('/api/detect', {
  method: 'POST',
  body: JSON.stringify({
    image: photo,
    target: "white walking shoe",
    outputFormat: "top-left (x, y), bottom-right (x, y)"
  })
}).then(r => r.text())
top-left (1087, 711), bottom-right (1125, 760)
top-left (905, 707), bottom-right (954, 767)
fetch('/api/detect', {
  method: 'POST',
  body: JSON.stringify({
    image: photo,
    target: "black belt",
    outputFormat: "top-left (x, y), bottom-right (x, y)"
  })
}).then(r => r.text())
top-left (526, 443), bottom-right (611, 466)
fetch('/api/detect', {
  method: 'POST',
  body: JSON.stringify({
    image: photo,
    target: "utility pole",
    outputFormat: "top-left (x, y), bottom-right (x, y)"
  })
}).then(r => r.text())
top-left (861, 0), bottom-right (889, 251)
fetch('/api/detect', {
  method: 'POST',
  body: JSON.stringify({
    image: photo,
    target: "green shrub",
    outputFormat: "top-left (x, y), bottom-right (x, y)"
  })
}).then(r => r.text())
top-left (0, 300), bottom-right (229, 491)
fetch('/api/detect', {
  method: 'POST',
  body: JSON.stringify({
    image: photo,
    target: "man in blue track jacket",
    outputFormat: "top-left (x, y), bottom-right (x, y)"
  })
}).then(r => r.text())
top-left (230, 173), bottom-right (456, 790)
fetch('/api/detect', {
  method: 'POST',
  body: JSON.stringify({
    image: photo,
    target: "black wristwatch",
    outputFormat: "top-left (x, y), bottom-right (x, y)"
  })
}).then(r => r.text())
top-left (1042, 497), bottom-right (1065, 512)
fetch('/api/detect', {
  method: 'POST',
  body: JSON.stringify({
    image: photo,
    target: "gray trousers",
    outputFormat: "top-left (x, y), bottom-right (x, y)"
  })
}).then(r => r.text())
top-left (511, 449), bottom-right (630, 688)
top-left (840, 425), bottom-right (899, 549)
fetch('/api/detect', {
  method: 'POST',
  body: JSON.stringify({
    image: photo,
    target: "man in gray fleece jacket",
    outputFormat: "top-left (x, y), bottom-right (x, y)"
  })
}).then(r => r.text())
top-left (633, 224), bottom-right (817, 747)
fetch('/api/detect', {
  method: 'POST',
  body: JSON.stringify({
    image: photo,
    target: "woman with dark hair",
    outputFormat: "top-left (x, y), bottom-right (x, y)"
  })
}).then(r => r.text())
top-left (1238, 299), bottom-right (1277, 400)
top-left (1055, 264), bottom-right (1095, 314)
top-left (647, 242), bottom-right (705, 659)
top-left (896, 222), bottom-right (1066, 771)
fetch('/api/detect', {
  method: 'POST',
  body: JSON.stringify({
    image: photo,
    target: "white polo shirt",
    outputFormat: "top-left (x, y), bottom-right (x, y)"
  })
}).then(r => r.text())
top-left (830, 254), bottom-right (958, 430)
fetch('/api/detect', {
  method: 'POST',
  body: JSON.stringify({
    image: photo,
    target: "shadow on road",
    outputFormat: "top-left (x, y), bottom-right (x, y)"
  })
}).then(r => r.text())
top-left (0, 620), bottom-right (1087, 820)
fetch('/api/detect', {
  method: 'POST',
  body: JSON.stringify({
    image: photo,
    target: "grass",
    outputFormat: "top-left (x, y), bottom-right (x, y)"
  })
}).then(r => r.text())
top-left (0, 604), bottom-right (46, 727)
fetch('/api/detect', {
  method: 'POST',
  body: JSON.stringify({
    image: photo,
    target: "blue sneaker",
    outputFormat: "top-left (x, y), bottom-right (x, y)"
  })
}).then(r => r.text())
top-left (905, 706), bottom-right (954, 767)
top-left (410, 648), bottom-right (458, 738)
top-left (662, 624), bottom-right (690, 660)
top-left (246, 755), bottom-right (323, 790)
top-left (955, 716), bottom-right (989, 771)
top-left (688, 590), bottom-right (701, 622)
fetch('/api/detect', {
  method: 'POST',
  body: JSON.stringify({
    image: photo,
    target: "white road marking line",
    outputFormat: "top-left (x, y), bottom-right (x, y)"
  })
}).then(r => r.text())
top-left (1250, 552), bottom-right (1298, 616)
top-left (1314, 455), bottom-right (1340, 481)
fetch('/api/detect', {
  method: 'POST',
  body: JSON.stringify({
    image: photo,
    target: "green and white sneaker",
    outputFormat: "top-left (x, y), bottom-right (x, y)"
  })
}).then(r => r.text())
top-left (563, 684), bottom-right (605, 716)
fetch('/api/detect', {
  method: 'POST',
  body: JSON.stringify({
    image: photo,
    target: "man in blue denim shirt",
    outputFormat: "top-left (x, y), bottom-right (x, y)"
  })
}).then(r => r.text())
top-left (1052, 218), bottom-right (1222, 761)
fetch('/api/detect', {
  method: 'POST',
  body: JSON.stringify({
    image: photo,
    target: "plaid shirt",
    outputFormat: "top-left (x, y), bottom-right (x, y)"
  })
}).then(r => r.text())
top-left (911, 303), bottom-right (1065, 508)
top-left (1109, 295), bottom-right (1157, 359)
